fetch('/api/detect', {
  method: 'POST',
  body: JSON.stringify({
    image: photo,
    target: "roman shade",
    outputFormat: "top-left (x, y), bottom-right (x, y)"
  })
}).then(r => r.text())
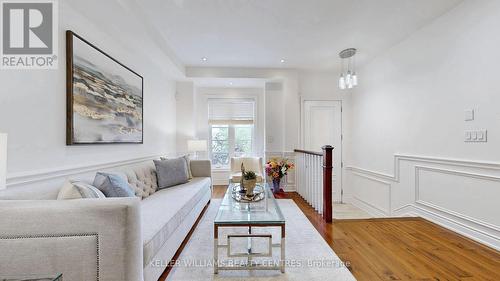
top-left (208, 99), bottom-right (255, 125)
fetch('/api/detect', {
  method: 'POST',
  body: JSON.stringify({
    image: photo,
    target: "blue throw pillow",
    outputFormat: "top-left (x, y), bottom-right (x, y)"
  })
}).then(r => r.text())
top-left (93, 172), bottom-right (135, 198)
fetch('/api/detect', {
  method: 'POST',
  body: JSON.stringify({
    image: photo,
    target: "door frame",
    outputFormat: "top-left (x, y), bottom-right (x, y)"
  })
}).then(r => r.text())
top-left (300, 98), bottom-right (344, 202)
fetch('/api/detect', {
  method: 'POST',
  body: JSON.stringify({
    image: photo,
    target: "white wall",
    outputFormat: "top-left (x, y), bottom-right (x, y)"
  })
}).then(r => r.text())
top-left (185, 67), bottom-right (301, 188)
top-left (191, 87), bottom-right (265, 185)
top-left (176, 81), bottom-right (196, 154)
top-left (185, 67), bottom-right (353, 191)
top-left (265, 82), bottom-right (285, 152)
top-left (193, 87), bottom-right (265, 157)
top-left (346, 0), bottom-right (500, 249)
top-left (0, 1), bottom-right (179, 189)
top-left (186, 67), bottom-right (300, 153)
top-left (298, 70), bottom-right (353, 199)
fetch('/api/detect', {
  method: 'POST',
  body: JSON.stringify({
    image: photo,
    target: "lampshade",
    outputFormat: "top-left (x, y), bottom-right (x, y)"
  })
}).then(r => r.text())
top-left (187, 140), bottom-right (207, 152)
top-left (0, 133), bottom-right (7, 190)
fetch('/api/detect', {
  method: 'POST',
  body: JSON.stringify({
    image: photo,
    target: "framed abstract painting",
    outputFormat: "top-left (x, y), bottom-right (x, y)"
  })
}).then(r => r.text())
top-left (66, 30), bottom-right (143, 145)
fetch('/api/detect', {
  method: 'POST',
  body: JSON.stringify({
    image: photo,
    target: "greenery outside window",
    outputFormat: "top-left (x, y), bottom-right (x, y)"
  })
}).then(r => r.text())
top-left (210, 124), bottom-right (253, 168)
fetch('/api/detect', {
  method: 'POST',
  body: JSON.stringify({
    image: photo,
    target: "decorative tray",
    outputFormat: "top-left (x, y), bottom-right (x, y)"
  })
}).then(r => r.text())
top-left (231, 184), bottom-right (265, 203)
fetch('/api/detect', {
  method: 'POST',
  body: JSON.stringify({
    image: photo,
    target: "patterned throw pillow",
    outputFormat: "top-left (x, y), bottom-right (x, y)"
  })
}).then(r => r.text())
top-left (57, 180), bottom-right (106, 200)
top-left (93, 172), bottom-right (135, 198)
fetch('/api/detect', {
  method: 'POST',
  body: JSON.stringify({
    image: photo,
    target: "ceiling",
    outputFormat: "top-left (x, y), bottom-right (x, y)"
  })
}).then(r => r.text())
top-left (136, 0), bottom-right (462, 70)
top-left (193, 78), bottom-right (266, 88)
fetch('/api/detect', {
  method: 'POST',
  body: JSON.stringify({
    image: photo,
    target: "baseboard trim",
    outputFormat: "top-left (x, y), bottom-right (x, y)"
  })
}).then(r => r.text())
top-left (346, 154), bottom-right (500, 250)
top-left (412, 204), bottom-right (500, 251)
top-left (345, 196), bottom-right (389, 217)
top-left (415, 200), bottom-right (500, 234)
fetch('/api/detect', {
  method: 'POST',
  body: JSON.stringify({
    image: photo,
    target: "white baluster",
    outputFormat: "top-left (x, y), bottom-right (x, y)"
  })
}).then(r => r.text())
top-left (307, 154), bottom-right (311, 204)
top-left (305, 154), bottom-right (309, 203)
top-left (311, 155), bottom-right (315, 210)
top-left (317, 155), bottom-right (321, 212)
top-left (319, 155), bottom-right (323, 215)
top-left (316, 155), bottom-right (320, 212)
top-left (299, 154), bottom-right (303, 197)
top-left (312, 155), bottom-right (318, 210)
top-left (303, 154), bottom-right (307, 201)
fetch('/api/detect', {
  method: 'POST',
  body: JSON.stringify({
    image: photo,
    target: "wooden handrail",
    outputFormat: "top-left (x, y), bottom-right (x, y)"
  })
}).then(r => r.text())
top-left (293, 149), bottom-right (323, 156)
top-left (322, 145), bottom-right (333, 223)
top-left (294, 146), bottom-right (333, 223)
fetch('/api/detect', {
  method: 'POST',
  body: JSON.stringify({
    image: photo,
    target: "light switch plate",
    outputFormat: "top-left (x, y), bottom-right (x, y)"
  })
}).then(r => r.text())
top-left (464, 109), bottom-right (474, 121)
top-left (465, 130), bottom-right (487, 142)
top-left (465, 131), bottom-right (471, 141)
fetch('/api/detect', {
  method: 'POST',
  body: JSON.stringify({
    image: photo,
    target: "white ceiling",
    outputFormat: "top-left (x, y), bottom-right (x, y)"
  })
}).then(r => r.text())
top-left (193, 78), bottom-right (266, 88)
top-left (136, 0), bottom-right (462, 70)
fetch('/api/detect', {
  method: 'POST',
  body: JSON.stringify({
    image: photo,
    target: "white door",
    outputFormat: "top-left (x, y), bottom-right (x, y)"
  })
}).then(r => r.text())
top-left (303, 100), bottom-right (342, 202)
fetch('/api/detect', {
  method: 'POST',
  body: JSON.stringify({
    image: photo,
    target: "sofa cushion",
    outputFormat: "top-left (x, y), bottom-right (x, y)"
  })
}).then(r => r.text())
top-left (141, 177), bottom-right (211, 266)
top-left (154, 158), bottom-right (189, 189)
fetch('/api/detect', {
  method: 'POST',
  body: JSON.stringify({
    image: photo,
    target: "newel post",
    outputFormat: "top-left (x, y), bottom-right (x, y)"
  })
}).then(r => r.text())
top-left (322, 145), bottom-right (333, 223)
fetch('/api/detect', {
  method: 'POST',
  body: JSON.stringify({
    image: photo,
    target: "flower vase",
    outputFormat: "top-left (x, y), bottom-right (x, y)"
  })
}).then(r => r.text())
top-left (272, 178), bottom-right (281, 193)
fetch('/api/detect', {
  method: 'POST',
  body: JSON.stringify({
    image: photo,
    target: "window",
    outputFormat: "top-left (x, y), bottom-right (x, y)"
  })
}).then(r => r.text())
top-left (210, 124), bottom-right (254, 168)
top-left (211, 125), bottom-right (229, 167)
top-left (234, 125), bottom-right (252, 157)
top-left (208, 99), bottom-right (255, 168)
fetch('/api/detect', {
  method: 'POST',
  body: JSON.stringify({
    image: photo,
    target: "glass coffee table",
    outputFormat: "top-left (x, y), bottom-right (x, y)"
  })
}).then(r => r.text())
top-left (214, 182), bottom-right (286, 273)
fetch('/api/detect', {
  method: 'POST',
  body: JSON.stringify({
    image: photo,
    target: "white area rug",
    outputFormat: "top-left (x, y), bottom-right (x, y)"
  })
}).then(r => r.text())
top-left (166, 199), bottom-right (356, 281)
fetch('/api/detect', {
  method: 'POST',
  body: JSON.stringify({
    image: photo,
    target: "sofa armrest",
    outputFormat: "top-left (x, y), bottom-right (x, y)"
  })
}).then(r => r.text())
top-left (190, 159), bottom-right (212, 178)
top-left (0, 198), bottom-right (143, 281)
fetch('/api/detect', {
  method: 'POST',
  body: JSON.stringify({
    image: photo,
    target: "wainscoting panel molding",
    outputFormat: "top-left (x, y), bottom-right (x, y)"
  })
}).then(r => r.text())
top-left (349, 171), bottom-right (392, 216)
top-left (6, 154), bottom-right (165, 188)
top-left (346, 154), bottom-right (500, 250)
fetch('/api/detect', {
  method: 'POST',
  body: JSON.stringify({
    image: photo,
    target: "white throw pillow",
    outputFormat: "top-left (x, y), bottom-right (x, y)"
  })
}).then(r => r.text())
top-left (57, 180), bottom-right (106, 200)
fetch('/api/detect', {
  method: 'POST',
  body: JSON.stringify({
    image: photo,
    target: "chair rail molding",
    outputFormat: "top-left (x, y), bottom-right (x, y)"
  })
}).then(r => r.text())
top-left (6, 154), bottom-right (166, 188)
top-left (346, 153), bottom-right (500, 251)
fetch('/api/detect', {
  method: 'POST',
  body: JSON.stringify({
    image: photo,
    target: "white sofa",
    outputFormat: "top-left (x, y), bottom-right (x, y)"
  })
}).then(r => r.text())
top-left (0, 159), bottom-right (212, 281)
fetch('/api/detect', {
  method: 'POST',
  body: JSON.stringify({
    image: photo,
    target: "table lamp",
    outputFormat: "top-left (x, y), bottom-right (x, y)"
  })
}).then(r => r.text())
top-left (0, 133), bottom-right (7, 190)
top-left (187, 140), bottom-right (207, 159)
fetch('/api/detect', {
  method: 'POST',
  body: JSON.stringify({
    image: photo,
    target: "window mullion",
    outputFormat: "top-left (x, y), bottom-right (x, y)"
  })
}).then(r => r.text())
top-left (229, 125), bottom-right (236, 160)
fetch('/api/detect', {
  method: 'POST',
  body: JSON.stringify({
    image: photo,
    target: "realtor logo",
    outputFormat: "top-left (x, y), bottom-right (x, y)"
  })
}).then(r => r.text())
top-left (1, 0), bottom-right (58, 69)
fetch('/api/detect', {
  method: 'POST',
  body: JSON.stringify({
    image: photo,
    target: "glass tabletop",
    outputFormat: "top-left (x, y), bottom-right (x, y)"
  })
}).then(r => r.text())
top-left (214, 182), bottom-right (285, 225)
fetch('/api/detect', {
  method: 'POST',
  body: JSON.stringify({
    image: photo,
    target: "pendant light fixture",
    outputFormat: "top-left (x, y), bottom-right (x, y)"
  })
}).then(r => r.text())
top-left (338, 48), bottom-right (358, 90)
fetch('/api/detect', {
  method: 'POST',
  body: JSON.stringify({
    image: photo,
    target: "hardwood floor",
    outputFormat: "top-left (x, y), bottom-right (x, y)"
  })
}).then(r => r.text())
top-left (283, 191), bottom-right (500, 281)
top-left (160, 185), bottom-right (500, 281)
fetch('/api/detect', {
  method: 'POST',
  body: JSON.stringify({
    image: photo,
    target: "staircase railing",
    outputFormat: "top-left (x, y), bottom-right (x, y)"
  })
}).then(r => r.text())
top-left (294, 146), bottom-right (333, 222)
